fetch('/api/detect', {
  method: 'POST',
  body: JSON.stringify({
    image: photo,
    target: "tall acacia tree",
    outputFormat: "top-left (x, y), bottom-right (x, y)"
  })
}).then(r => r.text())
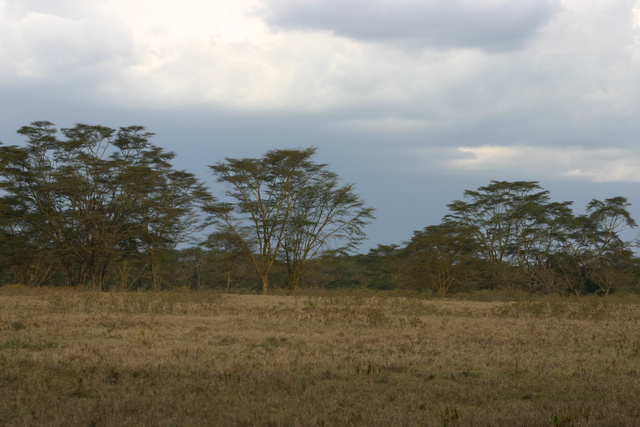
top-left (280, 169), bottom-right (375, 292)
top-left (206, 147), bottom-right (374, 294)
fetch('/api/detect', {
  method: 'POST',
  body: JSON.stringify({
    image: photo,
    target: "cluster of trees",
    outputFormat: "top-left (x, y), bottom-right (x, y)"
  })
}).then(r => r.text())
top-left (0, 122), bottom-right (373, 293)
top-left (0, 122), bottom-right (210, 291)
top-left (1, 122), bottom-right (638, 296)
top-left (397, 181), bottom-right (640, 296)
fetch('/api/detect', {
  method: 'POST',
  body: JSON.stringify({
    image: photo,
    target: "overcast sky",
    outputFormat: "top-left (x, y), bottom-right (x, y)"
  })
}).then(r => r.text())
top-left (2, 0), bottom-right (640, 250)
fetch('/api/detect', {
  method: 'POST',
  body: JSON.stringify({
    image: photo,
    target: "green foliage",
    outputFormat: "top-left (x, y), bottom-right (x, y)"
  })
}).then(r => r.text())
top-left (550, 197), bottom-right (638, 295)
top-left (0, 121), bottom-right (210, 290)
top-left (1, 121), bottom-right (638, 296)
top-left (445, 181), bottom-right (572, 290)
top-left (206, 147), bottom-right (374, 293)
top-left (402, 223), bottom-right (476, 296)
top-left (427, 181), bottom-right (639, 294)
top-left (324, 278), bottom-right (362, 289)
top-left (366, 277), bottom-right (395, 290)
top-left (233, 178), bottom-right (640, 296)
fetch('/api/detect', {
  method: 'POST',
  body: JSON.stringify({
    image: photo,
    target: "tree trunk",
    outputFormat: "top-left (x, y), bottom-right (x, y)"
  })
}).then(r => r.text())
top-left (149, 253), bottom-right (162, 291)
top-left (287, 270), bottom-right (301, 293)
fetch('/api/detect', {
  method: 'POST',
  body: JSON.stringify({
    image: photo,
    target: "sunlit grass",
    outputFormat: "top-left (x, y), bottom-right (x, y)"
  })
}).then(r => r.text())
top-left (1, 285), bottom-right (639, 425)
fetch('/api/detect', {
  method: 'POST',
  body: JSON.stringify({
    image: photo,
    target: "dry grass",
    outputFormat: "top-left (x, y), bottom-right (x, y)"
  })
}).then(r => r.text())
top-left (1, 285), bottom-right (640, 426)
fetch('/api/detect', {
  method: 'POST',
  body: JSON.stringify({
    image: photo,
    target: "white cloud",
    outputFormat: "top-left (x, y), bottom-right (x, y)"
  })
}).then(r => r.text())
top-left (446, 145), bottom-right (640, 183)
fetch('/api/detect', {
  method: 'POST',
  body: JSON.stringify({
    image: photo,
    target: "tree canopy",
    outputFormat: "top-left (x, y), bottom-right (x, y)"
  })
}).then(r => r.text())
top-left (206, 147), bottom-right (374, 293)
top-left (400, 181), bottom-right (639, 295)
top-left (1, 121), bottom-right (638, 296)
top-left (0, 121), bottom-right (210, 290)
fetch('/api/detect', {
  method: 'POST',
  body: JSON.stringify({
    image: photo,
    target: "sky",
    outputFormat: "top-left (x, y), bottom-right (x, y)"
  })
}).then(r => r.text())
top-left (1, 0), bottom-right (640, 251)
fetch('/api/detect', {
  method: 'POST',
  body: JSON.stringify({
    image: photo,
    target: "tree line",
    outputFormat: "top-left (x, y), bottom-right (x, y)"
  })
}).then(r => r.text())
top-left (398, 181), bottom-right (639, 296)
top-left (1, 122), bottom-right (638, 295)
top-left (0, 122), bottom-right (373, 293)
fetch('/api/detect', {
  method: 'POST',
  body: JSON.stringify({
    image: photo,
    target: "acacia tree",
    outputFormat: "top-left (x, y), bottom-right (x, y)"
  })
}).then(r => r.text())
top-left (128, 167), bottom-right (211, 290)
top-left (206, 147), bottom-right (374, 294)
top-left (509, 200), bottom-right (574, 292)
top-left (203, 232), bottom-right (251, 290)
top-left (281, 174), bottom-right (374, 292)
top-left (445, 181), bottom-right (570, 290)
top-left (0, 121), bottom-right (209, 290)
top-left (553, 197), bottom-right (638, 295)
top-left (0, 192), bottom-right (54, 286)
top-left (402, 222), bottom-right (476, 297)
top-left (357, 244), bottom-right (403, 290)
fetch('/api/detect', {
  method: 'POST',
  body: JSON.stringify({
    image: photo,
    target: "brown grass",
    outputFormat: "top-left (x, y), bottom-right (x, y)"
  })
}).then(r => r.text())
top-left (1, 285), bottom-right (639, 426)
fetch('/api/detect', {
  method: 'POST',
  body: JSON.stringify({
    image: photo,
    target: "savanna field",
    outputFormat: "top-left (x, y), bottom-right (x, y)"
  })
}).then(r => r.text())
top-left (1, 285), bottom-right (640, 426)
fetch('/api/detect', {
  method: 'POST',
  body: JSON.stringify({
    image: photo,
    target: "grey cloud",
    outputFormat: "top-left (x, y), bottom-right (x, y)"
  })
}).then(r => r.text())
top-left (262, 0), bottom-right (560, 52)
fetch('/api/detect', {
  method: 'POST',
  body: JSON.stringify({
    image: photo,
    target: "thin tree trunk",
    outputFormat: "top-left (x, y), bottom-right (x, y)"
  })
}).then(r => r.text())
top-left (149, 253), bottom-right (162, 291)
top-left (288, 270), bottom-right (301, 293)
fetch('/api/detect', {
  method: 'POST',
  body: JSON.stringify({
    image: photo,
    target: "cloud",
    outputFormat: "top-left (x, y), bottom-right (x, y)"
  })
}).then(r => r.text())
top-left (1, 0), bottom-right (639, 142)
top-left (262, 0), bottom-right (561, 52)
top-left (0, 1), bottom-right (135, 100)
top-left (1, 0), bottom-right (640, 249)
top-left (338, 117), bottom-right (437, 132)
top-left (446, 145), bottom-right (640, 183)
top-left (0, 0), bottom-right (385, 111)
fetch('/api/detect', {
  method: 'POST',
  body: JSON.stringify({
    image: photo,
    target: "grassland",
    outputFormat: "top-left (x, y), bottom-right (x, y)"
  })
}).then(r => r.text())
top-left (1, 286), bottom-right (640, 426)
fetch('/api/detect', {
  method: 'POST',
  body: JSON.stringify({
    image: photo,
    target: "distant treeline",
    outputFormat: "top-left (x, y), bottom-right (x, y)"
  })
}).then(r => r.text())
top-left (1, 122), bottom-right (638, 295)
